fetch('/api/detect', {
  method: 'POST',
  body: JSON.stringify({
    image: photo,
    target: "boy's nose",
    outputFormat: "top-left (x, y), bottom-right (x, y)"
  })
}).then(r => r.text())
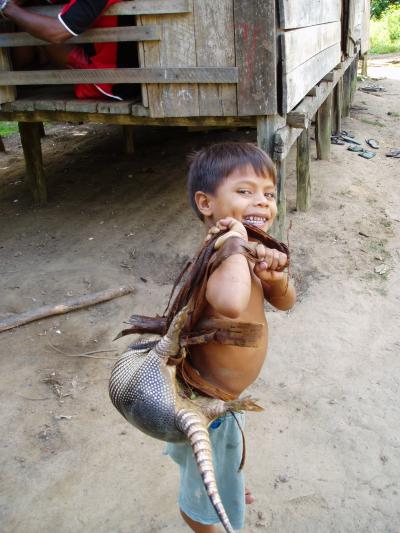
top-left (255, 192), bottom-right (268, 206)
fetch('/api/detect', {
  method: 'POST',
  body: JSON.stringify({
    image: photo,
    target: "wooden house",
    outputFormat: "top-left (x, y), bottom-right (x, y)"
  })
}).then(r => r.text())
top-left (0, 0), bottom-right (370, 237)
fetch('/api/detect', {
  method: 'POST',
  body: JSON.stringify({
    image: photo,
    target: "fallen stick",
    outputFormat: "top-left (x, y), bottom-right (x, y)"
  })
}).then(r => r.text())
top-left (0, 286), bottom-right (134, 334)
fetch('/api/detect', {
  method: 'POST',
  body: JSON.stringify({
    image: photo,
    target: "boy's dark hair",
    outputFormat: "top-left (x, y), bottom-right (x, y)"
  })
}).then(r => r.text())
top-left (188, 142), bottom-right (276, 221)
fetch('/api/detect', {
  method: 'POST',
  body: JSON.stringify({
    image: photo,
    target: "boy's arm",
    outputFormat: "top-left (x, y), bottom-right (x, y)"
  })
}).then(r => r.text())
top-left (205, 218), bottom-right (252, 319)
top-left (253, 245), bottom-right (296, 310)
top-left (260, 273), bottom-right (296, 310)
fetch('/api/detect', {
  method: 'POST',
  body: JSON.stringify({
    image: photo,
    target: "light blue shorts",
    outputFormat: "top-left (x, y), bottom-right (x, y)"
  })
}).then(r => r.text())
top-left (165, 412), bottom-right (245, 530)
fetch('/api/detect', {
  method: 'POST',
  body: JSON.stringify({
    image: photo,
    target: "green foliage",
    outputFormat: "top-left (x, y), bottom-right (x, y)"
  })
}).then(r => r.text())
top-left (371, 0), bottom-right (400, 18)
top-left (387, 7), bottom-right (400, 39)
top-left (0, 122), bottom-right (18, 137)
top-left (370, 7), bottom-right (400, 53)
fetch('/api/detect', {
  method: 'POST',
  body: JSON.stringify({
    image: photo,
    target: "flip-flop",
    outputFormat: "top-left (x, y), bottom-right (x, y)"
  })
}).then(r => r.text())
top-left (331, 136), bottom-right (345, 145)
top-left (358, 150), bottom-right (376, 159)
top-left (348, 144), bottom-right (364, 152)
top-left (360, 85), bottom-right (385, 92)
top-left (339, 130), bottom-right (354, 138)
top-left (386, 148), bottom-right (400, 158)
top-left (366, 139), bottom-right (379, 149)
top-left (341, 135), bottom-right (361, 145)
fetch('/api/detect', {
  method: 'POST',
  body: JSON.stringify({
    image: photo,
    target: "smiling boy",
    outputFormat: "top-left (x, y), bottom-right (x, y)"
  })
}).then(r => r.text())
top-left (167, 142), bottom-right (296, 532)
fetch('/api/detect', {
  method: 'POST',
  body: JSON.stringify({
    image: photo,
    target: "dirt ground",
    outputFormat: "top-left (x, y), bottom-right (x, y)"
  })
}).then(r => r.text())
top-left (1, 55), bottom-right (399, 533)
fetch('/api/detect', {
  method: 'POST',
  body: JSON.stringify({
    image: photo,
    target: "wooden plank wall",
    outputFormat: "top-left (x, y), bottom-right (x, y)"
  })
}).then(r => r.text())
top-left (139, 0), bottom-right (237, 118)
top-left (139, 0), bottom-right (277, 118)
top-left (138, 1), bottom-right (199, 117)
top-left (234, 0), bottom-right (276, 116)
top-left (361, 0), bottom-right (371, 55)
top-left (346, 0), bottom-right (364, 55)
top-left (279, 0), bottom-right (342, 113)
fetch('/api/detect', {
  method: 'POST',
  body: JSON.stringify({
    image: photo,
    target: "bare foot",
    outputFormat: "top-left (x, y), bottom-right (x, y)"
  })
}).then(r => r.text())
top-left (245, 487), bottom-right (255, 504)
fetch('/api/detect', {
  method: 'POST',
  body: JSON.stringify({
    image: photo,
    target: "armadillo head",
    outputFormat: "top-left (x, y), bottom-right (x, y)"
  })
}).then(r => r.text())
top-left (154, 305), bottom-right (189, 359)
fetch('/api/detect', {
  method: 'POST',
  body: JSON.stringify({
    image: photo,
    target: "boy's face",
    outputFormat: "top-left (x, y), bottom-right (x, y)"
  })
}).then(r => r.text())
top-left (196, 164), bottom-right (277, 232)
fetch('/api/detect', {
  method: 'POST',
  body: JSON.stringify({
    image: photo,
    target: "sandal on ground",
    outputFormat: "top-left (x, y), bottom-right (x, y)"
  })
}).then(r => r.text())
top-left (348, 144), bottom-right (364, 152)
top-left (358, 150), bottom-right (376, 159)
top-left (366, 139), bottom-right (379, 149)
top-left (386, 148), bottom-right (400, 158)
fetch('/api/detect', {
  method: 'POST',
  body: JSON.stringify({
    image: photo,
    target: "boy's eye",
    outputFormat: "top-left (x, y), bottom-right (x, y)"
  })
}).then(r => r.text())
top-left (238, 189), bottom-right (252, 195)
top-left (265, 192), bottom-right (276, 200)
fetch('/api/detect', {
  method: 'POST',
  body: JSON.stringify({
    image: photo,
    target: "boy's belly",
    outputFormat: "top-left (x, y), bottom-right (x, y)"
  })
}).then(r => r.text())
top-left (189, 322), bottom-right (268, 397)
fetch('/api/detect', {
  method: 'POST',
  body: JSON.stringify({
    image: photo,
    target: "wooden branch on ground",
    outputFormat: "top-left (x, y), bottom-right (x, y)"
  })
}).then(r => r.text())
top-left (0, 286), bottom-right (134, 333)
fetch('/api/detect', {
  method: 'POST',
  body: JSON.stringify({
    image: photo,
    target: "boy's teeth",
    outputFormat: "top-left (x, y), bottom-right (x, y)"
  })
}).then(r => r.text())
top-left (244, 216), bottom-right (266, 226)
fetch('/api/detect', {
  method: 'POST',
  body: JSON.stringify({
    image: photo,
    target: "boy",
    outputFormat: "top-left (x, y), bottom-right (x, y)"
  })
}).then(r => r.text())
top-left (167, 142), bottom-right (296, 532)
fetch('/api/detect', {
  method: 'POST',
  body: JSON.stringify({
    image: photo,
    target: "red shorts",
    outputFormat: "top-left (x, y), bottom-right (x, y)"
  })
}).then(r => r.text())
top-left (66, 46), bottom-right (118, 100)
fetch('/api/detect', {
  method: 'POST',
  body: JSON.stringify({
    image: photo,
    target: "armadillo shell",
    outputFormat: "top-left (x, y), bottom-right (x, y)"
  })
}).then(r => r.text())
top-left (109, 346), bottom-right (185, 443)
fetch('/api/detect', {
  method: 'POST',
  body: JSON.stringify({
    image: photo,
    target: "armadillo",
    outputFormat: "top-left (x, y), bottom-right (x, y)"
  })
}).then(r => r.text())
top-left (109, 306), bottom-right (261, 533)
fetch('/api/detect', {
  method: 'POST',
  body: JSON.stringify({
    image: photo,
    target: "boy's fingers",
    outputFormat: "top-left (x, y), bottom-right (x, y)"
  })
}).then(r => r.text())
top-left (269, 251), bottom-right (280, 271)
top-left (256, 243), bottom-right (266, 260)
top-left (277, 252), bottom-right (288, 271)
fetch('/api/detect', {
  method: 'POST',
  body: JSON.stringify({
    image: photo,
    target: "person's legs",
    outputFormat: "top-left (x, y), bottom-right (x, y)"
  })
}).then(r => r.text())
top-left (167, 413), bottom-right (246, 531)
top-left (180, 510), bottom-right (223, 533)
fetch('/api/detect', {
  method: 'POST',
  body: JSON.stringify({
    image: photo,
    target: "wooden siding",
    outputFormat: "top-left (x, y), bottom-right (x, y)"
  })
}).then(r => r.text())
top-left (278, 0), bottom-right (341, 29)
top-left (194, 0), bottom-right (236, 117)
top-left (139, 0), bottom-right (276, 117)
top-left (234, 0), bottom-right (277, 115)
top-left (280, 0), bottom-right (342, 112)
top-left (139, 2), bottom-right (199, 117)
top-left (361, 0), bottom-right (370, 55)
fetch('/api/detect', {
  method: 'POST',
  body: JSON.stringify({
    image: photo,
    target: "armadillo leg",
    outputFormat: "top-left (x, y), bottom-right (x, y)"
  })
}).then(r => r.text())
top-left (175, 409), bottom-right (235, 533)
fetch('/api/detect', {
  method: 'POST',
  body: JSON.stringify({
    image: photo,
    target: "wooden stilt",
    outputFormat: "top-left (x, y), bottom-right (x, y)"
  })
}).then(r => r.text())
top-left (272, 159), bottom-right (287, 241)
top-left (349, 58), bottom-right (358, 104)
top-left (39, 122), bottom-right (45, 138)
top-left (296, 128), bottom-right (311, 211)
top-left (332, 82), bottom-right (342, 135)
top-left (0, 135), bottom-right (5, 152)
top-left (342, 64), bottom-right (351, 118)
top-left (361, 53), bottom-right (368, 76)
top-left (256, 115), bottom-right (286, 157)
top-left (122, 125), bottom-right (135, 155)
top-left (316, 93), bottom-right (332, 160)
top-left (257, 115), bottom-right (286, 240)
top-left (18, 122), bottom-right (47, 206)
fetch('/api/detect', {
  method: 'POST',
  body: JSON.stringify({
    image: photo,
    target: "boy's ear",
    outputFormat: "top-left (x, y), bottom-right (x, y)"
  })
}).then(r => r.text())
top-left (194, 191), bottom-right (213, 218)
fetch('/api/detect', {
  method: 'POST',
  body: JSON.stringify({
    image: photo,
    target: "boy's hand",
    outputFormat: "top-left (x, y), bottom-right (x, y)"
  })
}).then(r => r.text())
top-left (253, 243), bottom-right (288, 283)
top-left (205, 217), bottom-right (248, 244)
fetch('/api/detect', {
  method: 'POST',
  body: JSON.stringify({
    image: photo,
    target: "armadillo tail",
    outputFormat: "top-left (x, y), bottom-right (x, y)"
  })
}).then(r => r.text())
top-left (156, 306), bottom-right (190, 358)
top-left (175, 409), bottom-right (235, 533)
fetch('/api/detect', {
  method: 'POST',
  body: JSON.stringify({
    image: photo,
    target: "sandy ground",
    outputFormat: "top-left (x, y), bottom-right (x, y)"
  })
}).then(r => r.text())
top-left (1, 56), bottom-right (400, 533)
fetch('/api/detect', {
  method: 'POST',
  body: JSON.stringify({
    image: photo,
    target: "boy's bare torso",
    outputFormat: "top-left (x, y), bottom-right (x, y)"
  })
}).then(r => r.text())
top-left (189, 268), bottom-right (268, 397)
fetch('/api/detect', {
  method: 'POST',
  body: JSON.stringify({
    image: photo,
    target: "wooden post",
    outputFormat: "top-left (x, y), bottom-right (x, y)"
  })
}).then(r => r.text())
top-left (39, 122), bottom-right (45, 138)
top-left (361, 53), bottom-right (368, 76)
top-left (0, 135), bottom-right (5, 152)
top-left (342, 64), bottom-right (351, 118)
top-left (272, 159), bottom-right (287, 241)
top-left (257, 115), bottom-right (285, 156)
top-left (332, 81), bottom-right (342, 135)
top-left (122, 125), bottom-right (135, 155)
top-left (257, 115), bottom-right (286, 240)
top-left (316, 93), bottom-right (333, 160)
top-left (296, 128), bottom-right (311, 211)
top-left (18, 122), bottom-right (47, 206)
top-left (349, 57), bottom-right (358, 104)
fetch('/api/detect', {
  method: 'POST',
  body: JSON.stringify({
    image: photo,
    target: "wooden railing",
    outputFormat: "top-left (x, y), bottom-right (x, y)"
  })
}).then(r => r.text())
top-left (0, 0), bottom-right (237, 102)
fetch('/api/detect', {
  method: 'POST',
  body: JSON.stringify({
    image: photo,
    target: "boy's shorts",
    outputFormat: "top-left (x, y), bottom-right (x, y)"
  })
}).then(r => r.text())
top-left (165, 412), bottom-right (245, 530)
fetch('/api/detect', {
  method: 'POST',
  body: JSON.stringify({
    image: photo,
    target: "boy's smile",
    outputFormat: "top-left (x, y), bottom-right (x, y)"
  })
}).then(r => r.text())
top-left (196, 164), bottom-right (277, 233)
